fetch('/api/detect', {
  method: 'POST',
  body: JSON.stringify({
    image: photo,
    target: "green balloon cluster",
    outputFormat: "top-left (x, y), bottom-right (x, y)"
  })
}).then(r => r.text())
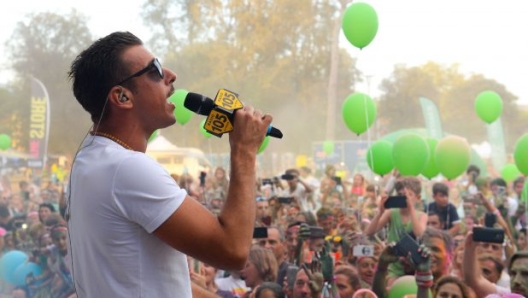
top-left (323, 141), bottom-right (335, 155)
top-left (475, 91), bottom-right (503, 124)
top-left (435, 136), bottom-right (471, 180)
top-left (169, 89), bottom-right (193, 125)
top-left (342, 2), bottom-right (379, 49)
top-left (421, 138), bottom-right (440, 179)
top-left (514, 133), bottom-right (528, 176)
top-left (200, 119), bottom-right (212, 138)
top-left (342, 92), bottom-right (377, 136)
top-left (258, 136), bottom-right (270, 154)
top-left (392, 133), bottom-right (429, 176)
top-left (366, 140), bottom-right (394, 176)
top-left (501, 163), bottom-right (521, 183)
top-left (0, 134), bottom-right (11, 150)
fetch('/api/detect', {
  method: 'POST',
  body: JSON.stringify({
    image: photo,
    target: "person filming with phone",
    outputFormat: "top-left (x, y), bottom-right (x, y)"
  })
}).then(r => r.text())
top-left (276, 169), bottom-right (314, 213)
top-left (364, 177), bottom-right (427, 287)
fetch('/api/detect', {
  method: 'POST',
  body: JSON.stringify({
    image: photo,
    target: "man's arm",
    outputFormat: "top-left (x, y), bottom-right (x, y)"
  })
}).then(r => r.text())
top-left (154, 107), bottom-right (272, 270)
top-left (192, 282), bottom-right (221, 298)
top-left (462, 231), bottom-right (498, 297)
top-left (448, 222), bottom-right (460, 236)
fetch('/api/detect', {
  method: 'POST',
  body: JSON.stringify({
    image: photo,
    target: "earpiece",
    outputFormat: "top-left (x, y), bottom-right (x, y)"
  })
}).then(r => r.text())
top-left (118, 87), bottom-right (128, 102)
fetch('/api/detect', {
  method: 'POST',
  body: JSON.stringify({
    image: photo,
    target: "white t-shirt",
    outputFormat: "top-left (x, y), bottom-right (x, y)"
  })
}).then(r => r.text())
top-left (68, 136), bottom-right (191, 297)
top-left (281, 183), bottom-right (310, 212)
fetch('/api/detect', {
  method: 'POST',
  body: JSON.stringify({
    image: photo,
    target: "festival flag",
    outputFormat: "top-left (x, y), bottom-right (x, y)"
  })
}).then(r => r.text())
top-left (487, 117), bottom-right (507, 172)
top-left (28, 77), bottom-right (50, 170)
top-left (419, 97), bottom-right (443, 139)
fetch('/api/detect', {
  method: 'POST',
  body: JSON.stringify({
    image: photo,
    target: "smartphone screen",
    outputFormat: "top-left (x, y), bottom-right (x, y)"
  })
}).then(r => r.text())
top-left (253, 227), bottom-right (268, 239)
top-left (384, 195), bottom-right (407, 209)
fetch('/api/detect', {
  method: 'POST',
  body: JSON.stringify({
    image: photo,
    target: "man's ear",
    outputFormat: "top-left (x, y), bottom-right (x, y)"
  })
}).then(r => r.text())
top-left (108, 86), bottom-right (132, 106)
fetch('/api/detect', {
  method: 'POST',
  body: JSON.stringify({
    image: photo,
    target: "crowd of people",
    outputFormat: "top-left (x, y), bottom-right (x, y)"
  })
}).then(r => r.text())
top-left (0, 162), bottom-right (527, 298)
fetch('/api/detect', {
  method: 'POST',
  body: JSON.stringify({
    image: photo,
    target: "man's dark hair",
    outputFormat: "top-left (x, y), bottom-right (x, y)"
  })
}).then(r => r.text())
top-left (508, 250), bottom-right (528, 274)
top-left (432, 182), bottom-right (449, 197)
top-left (68, 31), bottom-right (143, 122)
top-left (255, 282), bottom-right (285, 298)
top-left (39, 203), bottom-right (56, 213)
top-left (427, 211), bottom-right (445, 225)
top-left (316, 207), bottom-right (333, 220)
top-left (490, 177), bottom-right (507, 188)
top-left (466, 164), bottom-right (481, 176)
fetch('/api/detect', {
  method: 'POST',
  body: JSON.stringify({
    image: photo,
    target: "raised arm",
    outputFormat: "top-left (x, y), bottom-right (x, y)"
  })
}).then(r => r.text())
top-left (462, 231), bottom-right (498, 297)
top-left (153, 106), bottom-right (272, 270)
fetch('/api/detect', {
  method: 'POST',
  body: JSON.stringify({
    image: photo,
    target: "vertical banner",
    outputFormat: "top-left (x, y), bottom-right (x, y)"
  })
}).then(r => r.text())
top-left (487, 117), bottom-right (507, 172)
top-left (28, 77), bottom-right (50, 170)
top-left (419, 97), bottom-right (443, 139)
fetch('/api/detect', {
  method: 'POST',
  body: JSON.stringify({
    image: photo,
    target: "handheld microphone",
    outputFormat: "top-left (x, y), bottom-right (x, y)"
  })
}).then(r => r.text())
top-left (184, 89), bottom-right (283, 139)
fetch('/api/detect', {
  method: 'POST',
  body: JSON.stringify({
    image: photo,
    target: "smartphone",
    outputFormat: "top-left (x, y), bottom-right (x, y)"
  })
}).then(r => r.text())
top-left (332, 176), bottom-right (342, 185)
top-left (394, 233), bottom-right (427, 266)
top-left (384, 195), bottom-right (407, 209)
top-left (286, 265), bottom-right (299, 289)
top-left (353, 245), bottom-right (375, 257)
top-left (309, 226), bottom-right (325, 238)
top-left (199, 171), bottom-right (207, 187)
top-left (253, 227), bottom-right (268, 239)
top-left (484, 213), bottom-right (497, 228)
top-left (473, 227), bottom-right (505, 244)
top-left (193, 258), bottom-right (200, 273)
top-left (278, 197), bottom-right (294, 204)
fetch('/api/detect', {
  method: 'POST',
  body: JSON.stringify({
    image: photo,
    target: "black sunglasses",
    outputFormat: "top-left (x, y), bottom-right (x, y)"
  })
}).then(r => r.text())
top-left (117, 58), bottom-right (164, 85)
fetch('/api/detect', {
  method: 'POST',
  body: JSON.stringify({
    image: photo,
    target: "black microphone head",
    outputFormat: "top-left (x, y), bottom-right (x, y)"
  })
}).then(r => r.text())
top-left (184, 92), bottom-right (215, 116)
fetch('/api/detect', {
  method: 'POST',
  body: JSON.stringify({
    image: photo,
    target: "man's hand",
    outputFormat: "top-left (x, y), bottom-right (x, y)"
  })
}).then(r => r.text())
top-left (378, 243), bottom-right (399, 266)
top-left (413, 244), bottom-right (431, 272)
top-left (301, 263), bottom-right (323, 298)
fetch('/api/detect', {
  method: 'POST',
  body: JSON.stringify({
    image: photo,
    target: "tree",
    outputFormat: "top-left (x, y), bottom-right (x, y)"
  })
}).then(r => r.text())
top-left (377, 62), bottom-right (522, 150)
top-left (5, 10), bottom-right (94, 154)
top-left (142, 0), bottom-right (361, 153)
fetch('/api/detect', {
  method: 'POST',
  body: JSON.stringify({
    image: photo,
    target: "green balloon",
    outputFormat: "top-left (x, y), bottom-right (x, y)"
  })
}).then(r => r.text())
top-left (501, 163), bottom-right (521, 183)
top-left (421, 138), bottom-right (440, 179)
top-left (388, 275), bottom-right (433, 298)
top-left (366, 140), bottom-right (393, 176)
top-left (514, 133), bottom-right (528, 176)
top-left (323, 141), bottom-right (335, 155)
top-left (435, 136), bottom-right (471, 180)
top-left (169, 89), bottom-right (193, 125)
top-left (392, 133), bottom-right (429, 176)
top-left (475, 91), bottom-right (503, 124)
top-left (148, 130), bottom-right (159, 143)
top-left (258, 136), bottom-right (270, 154)
top-left (342, 2), bottom-right (379, 49)
top-left (342, 92), bottom-right (377, 135)
top-left (0, 134), bottom-right (11, 150)
top-left (200, 119), bottom-right (212, 138)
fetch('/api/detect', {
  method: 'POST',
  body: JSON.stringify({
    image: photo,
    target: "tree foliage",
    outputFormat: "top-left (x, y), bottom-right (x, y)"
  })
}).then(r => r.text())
top-left (5, 10), bottom-right (94, 154)
top-left (378, 62), bottom-right (522, 149)
top-left (142, 0), bottom-right (360, 153)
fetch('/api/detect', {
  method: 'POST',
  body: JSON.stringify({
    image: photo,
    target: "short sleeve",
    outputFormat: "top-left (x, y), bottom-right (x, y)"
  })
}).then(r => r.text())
top-left (112, 154), bottom-right (187, 233)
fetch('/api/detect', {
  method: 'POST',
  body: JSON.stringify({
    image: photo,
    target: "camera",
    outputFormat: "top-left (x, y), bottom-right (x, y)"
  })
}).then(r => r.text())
top-left (262, 177), bottom-right (279, 186)
top-left (332, 176), bottom-right (342, 185)
top-left (281, 174), bottom-right (295, 181)
top-left (278, 197), bottom-right (294, 204)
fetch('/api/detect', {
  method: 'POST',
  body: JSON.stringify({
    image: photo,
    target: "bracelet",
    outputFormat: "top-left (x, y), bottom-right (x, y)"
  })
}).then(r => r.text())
top-left (415, 270), bottom-right (433, 288)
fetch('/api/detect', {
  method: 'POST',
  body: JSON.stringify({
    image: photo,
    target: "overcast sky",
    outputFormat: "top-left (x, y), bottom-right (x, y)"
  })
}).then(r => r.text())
top-left (1, 0), bottom-right (527, 105)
